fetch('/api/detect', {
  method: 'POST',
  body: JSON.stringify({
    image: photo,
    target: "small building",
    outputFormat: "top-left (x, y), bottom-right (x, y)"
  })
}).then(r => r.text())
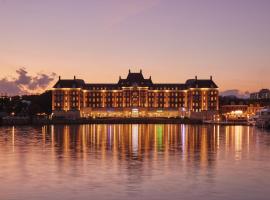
top-left (220, 104), bottom-right (263, 121)
top-left (250, 89), bottom-right (270, 100)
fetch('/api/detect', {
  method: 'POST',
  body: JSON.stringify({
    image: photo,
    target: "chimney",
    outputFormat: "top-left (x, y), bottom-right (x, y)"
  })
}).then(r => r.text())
top-left (59, 76), bottom-right (61, 80)
top-left (210, 75), bottom-right (212, 80)
top-left (149, 76), bottom-right (152, 80)
top-left (195, 76), bottom-right (197, 80)
top-left (119, 76), bottom-right (121, 80)
top-left (74, 76), bottom-right (76, 80)
top-left (140, 69), bottom-right (142, 73)
top-left (129, 69), bottom-right (131, 73)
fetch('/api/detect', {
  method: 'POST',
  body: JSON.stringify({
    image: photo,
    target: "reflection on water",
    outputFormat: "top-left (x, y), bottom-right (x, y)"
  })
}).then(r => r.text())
top-left (0, 124), bottom-right (270, 200)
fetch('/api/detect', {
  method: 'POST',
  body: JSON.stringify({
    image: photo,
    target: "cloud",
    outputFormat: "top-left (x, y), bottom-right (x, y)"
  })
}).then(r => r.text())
top-left (220, 89), bottom-right (250, 99)
top-left (0, 78), bottom-right (25, 95)
top-left (28, 72), bottom-right (57, 90)
top-left (15, 68), bottom-right (32, 85)
top-left (0, 67), bottom-right (57, 95)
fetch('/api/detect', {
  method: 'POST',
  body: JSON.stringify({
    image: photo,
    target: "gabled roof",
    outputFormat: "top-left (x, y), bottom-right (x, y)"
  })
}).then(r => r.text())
top-left (52, 72), bottom-right (219, 91)
top-left (117, 70), bottom-right (153, 87)
top-left (53, 78), bottom-right (85, 88)
top-left (185, 78), bottom-right (218, 89)
top-left (259, 89), bottom-right (270, 94)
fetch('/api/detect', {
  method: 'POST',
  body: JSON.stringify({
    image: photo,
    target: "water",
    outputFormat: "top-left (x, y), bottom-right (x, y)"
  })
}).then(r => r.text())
top-left (0, 124), bottom-right (270, 200)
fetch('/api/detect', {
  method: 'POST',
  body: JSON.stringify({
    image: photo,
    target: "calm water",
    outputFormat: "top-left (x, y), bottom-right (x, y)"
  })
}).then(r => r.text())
top-left (0, 124), bottom-right (270, 200)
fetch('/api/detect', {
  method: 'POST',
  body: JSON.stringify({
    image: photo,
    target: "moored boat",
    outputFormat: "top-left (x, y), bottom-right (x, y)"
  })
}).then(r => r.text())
top-left (247, 114), bottom-right (259, 126)
top-left (256, 108), bottom-right (270, 129)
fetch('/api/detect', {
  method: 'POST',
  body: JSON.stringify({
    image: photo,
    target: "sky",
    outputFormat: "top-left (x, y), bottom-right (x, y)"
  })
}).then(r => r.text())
top-left (0, 0), bottom-right (270, 95)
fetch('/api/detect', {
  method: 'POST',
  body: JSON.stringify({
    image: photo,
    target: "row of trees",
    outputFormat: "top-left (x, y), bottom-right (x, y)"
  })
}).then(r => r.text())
top-left (0, 91), bottom-right (52, 116)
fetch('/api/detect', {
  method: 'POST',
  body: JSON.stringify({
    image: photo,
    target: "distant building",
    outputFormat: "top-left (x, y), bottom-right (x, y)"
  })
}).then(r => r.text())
top-left (221, 105), bottom-right (248, 114)
top-left (220, 104), bottom-right (262, 121)
top-left (51, 70), bottom-right (219, 118)
top-left (0, 93), bottom-right (8, 99)
top-left (250, 89), bottom-right (270, 100)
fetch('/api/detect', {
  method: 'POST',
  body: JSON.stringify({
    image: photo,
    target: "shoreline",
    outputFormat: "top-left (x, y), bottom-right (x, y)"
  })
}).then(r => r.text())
top-left (0, 117), bottom-right (251, 126)
top-left (1, 117), bottom-right (201, 126)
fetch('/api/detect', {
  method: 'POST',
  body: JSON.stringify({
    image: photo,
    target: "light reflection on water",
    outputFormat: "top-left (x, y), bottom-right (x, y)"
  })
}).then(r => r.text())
top-left (0, 124), bottom-right (270, 200)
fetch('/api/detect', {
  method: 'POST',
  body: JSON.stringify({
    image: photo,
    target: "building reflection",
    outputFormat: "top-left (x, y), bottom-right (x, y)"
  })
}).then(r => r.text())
top-left (0, 123), bottom-right (263, 191)
top-left (4, 124), bottom-right (258, 165)
top-left (40, 124), bottom-right (238, 175)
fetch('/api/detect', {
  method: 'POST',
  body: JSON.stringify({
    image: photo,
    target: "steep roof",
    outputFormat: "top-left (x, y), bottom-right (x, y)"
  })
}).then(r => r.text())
top-left (53, 78), bottom-right (85, 88)
top-left (52, 72), bottom-right (218, 90)
top-left (185, 78), bottom-right (218, 89)
top-left (117, 70), bottom-right (153, 87)
top-left (259, 89), bottom-right (270, 94)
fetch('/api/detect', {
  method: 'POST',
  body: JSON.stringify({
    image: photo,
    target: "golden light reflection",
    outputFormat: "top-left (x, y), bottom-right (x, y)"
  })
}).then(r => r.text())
top-left (63, 125), bottom-right (70, 152)
top-left (12, 126), bottom-right (15, 152)
top-left (132, 124), bottom-right (139, 155)
top-left (0, 123), bottom-right (263, 197)
top-left (217, 125), bottom-right (220, 149)
top-left (42, 126), bottom-right (46, 147)
top-left (50, 125), bottom-right (56, 163)
top-left (32, 124), bottom-right (258, 169)
top-left (235, 126), bottom-right (243, 160)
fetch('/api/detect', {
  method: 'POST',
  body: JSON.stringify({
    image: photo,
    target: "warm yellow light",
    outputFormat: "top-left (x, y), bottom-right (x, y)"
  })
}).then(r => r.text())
top-left (232, 110), bottom-right (243, 115)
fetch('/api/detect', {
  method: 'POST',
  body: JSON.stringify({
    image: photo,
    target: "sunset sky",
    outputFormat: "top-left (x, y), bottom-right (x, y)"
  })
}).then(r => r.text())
top-left (1, 0), bottom-right (270, 95)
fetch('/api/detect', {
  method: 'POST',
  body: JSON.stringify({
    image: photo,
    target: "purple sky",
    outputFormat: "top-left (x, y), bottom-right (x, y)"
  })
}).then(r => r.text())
top-left (1, 0), bottom-right (270, 94)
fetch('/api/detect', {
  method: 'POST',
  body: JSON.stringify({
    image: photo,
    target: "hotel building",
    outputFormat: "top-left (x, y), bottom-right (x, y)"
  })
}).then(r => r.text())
top-left (51, 70), bottom-right (219, 118)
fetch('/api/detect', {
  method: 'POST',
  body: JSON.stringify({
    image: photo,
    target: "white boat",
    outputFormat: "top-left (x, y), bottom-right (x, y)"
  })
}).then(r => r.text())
top-left (255, 108), bottom-right (270, 128)
top-left (248, 114), bottom-right (259, 126)
top-left (247, 117), bottom-right (257, 126)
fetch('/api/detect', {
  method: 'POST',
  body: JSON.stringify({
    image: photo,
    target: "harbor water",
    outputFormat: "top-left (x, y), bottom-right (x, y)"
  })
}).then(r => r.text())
top-left (0, 124), bottom-right (270, 200)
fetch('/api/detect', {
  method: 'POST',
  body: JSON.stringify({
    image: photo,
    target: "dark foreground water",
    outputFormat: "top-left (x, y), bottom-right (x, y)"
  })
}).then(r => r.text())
top-left (0, 124), bottom-right (270, 200)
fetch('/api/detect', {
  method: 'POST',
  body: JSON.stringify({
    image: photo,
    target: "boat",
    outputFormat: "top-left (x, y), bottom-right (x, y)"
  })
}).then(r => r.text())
top-left (255, 108), bottom-right (270, 129)
top-left (247, 114), bottom-right (259, 126)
